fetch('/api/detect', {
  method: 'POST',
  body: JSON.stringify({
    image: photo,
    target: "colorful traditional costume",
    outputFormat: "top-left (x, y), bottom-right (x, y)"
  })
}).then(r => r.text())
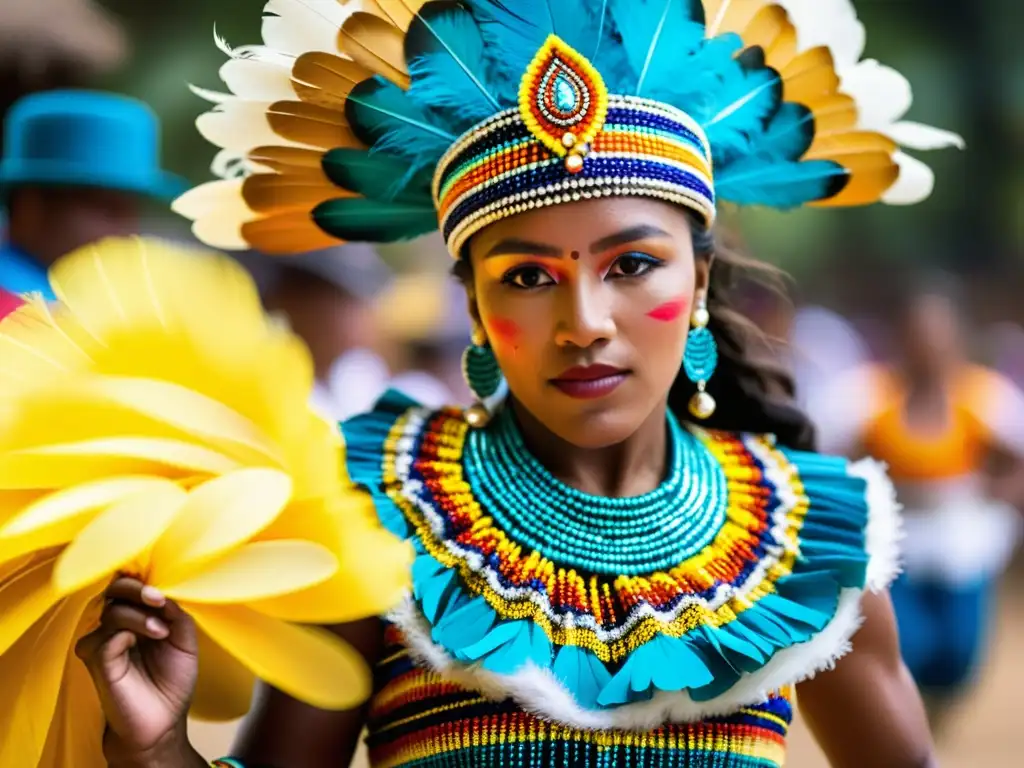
top-left (4, 1), bottom-right (962, 766)
top-left (818, 364), bottom-right (1024, 694)
top-left (170, 0), bottom-right (963, 765)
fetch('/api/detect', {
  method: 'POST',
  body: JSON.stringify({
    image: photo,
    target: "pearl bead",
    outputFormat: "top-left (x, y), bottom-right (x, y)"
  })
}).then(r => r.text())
top-left (692, 306), bottom-right (710, 328)
top-left (465, 404), bottom-right (491, 428)
top-left (565, 154), bottom-right (584, 173)
top-left (689, 391), bottom-right (717, 420)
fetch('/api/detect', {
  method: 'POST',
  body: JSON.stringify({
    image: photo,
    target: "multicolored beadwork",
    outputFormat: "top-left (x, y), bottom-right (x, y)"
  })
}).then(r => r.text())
top-left (432, 39), bottom-right (715, 257)
top-left (343, 390), bottom-right (897, 727)
top-left (367, 624), bottom-right (793, 768)
top-left (518, 35), bottom-right (609, 168)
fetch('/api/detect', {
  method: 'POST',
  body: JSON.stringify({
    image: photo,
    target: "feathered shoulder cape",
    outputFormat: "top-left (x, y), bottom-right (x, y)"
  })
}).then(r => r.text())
top-left (343, 391), bottom-right (900, 730)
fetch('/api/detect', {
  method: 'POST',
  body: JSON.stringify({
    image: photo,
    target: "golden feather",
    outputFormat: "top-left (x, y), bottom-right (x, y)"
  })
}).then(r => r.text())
top-left (338, 12), bottom-right (411, 89)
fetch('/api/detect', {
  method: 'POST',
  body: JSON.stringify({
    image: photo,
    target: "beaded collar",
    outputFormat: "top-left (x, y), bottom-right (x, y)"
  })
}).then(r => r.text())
top-left (343, 391), bottom-right (900, 730)
top-left (464, 408), bottom-right (727, 576)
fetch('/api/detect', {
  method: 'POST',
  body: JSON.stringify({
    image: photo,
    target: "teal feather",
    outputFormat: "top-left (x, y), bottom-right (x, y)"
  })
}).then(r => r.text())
top-left (345, 77), bottom-right (454, 168)
top-left (465, 0), bottom-right (609, 94)
top-left (459, 620), bottom-right (523, 661)
top-left (434, 596), bottom-right (497, 651)
top-left (319, 147), bottom-right (432, 204)
top-left (312, 197), bottom-right (438, 242)
top-left (715, 157), bottom-right (848, 208)
top-left (405, 1), bottom-right (505, 133)
top-left (321, 148), bottom-right (432, 203)
top-left (756, 102), bottom-right (817, 161)
top-left (701, 49), bottom-right (782, 163)
top-left (552, 646), bottom-right (611, 710)
top-left (609, 0), bottom-right (705, 96)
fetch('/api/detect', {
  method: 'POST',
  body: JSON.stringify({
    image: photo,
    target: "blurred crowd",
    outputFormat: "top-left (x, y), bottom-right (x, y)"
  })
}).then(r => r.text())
top-left (2, 2), bottom-right (1023, 766)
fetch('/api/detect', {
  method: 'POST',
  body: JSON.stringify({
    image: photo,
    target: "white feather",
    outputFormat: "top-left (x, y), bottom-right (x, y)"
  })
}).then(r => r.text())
top-left (219, 57), bottom-right (295, 101)
top-left (887, 121), bottom-right (965, 151)
top-left (838, 60), bottom-right (913, 131)
top-left (195, 100), bottom-right (295, 151)
top-left (210, 149), bottom-right (255, 179)
top-left (773, 0), bottom-right (963, 188)
top-left (213, 24), bottom-right (236, 58)
top-left (849, 458), bottom-right (903, 592)
top-left (189, 83), bottom-right (233, 105)
top-left (881, 151), bottom-right (935, 205)
top-left (774, 0), bottom-right (864, 68)
top-left (262, 0), bottom-right (353, 56)
top-left (171, 179), bottom-right (254, 251)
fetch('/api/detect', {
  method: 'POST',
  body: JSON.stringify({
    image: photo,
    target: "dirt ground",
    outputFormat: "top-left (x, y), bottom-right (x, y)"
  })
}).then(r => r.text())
top-left (191, 562), bottom-right (1024, 766)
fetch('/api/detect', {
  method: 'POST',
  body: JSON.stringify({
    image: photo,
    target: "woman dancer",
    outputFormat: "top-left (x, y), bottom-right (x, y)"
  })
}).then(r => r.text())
top-left (817, 277), bottom-right (1024, 730)
top-left (81, 1), bottom-right (962, 766)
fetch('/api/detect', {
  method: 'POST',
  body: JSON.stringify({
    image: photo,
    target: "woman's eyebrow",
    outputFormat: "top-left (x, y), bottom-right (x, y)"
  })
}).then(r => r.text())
top-left (485, 238), bottom-right (563, 258)
top-left (589, 224), bottom-right (671, 255)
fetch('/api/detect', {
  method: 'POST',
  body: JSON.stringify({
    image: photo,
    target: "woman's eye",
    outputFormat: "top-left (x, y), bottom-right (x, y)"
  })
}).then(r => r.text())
top-left (608, 252), bottom-right (662, 278)
top-left (502, 266), bottom-right (556, 289)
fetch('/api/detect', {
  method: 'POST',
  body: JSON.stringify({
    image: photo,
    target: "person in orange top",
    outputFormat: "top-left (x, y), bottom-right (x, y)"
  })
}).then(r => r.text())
top-left (815, 276), bottom-right (1024, 728)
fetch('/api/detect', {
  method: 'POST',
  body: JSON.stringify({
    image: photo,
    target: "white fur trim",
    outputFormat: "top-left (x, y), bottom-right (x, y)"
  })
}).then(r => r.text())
top-left (849, 458), bottom-right (904, 592)
top-left (388, 586), bottom-right (865, 730)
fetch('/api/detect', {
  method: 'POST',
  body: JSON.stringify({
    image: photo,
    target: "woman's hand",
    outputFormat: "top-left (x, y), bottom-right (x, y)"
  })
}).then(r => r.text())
top-left (76, 576), bottom-right (200, 765)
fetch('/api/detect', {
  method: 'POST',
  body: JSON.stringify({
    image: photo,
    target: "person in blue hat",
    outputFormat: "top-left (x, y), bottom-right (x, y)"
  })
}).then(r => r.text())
top-left (0, 89), bottom-right (186, 299)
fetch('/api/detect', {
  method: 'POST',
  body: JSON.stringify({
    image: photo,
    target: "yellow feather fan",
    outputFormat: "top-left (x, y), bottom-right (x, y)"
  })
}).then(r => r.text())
top-left (0, 236), bottom-right (411, 767)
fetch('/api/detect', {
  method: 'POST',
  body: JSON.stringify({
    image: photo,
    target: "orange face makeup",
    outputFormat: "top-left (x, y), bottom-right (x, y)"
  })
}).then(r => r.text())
top-left (487, 316), bottom-right (520, 346)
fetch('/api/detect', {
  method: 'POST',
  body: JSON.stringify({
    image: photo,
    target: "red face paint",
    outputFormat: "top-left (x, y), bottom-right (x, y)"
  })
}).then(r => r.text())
top-left (647, 298), bottom-right (687, 323)
top-left (487, 316), bottom-right (520, 345)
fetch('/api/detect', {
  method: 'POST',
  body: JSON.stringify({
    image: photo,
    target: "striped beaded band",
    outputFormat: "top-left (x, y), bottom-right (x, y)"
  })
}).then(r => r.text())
top-left (431, 35), bottom-right (716, 259)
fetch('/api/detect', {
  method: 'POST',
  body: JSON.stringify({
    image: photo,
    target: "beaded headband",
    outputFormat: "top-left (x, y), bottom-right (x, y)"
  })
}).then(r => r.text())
top-left (433, 36), bottom-right (715, 258)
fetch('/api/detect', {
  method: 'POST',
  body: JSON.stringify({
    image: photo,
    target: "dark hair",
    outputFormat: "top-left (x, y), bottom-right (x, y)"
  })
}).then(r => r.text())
top-left (453, 214), bottom-right (816, 452)
top-left (679, 220), bottom-right (815, 451)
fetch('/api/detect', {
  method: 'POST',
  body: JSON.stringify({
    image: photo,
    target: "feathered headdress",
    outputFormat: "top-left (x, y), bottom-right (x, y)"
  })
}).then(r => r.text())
top-left (174, 0), bottom-right (962, 257)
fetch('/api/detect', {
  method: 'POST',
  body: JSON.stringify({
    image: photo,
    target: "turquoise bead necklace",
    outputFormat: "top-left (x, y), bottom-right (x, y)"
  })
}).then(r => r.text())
top-left (462, 407), bottom-right (728, 576)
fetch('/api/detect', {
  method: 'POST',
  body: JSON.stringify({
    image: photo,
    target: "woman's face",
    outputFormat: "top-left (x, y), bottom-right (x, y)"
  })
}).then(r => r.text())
top-left (467, 197), bottom-right (709, 448)
top-left (901, 293), bottom-right (963, 373)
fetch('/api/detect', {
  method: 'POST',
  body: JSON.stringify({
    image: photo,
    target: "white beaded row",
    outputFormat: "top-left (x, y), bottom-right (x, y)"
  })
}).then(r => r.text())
top-left (445, 175), bottom-right (716, 258)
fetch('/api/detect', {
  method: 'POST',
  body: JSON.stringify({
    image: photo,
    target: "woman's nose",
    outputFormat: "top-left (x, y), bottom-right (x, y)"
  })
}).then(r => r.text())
top-left (553, 278), bottom-right (616, 349)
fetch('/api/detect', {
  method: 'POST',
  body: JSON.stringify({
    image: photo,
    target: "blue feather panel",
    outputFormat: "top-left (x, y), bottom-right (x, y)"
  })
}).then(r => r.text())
top-left (405, 1), bottom-right (506, 133)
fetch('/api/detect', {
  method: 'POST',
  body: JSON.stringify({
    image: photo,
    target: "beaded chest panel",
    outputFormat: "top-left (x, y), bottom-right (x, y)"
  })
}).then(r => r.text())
top-left (367, 625), bottom-right (791, 768)
top-left (343, 392), bottom-right (893, 732)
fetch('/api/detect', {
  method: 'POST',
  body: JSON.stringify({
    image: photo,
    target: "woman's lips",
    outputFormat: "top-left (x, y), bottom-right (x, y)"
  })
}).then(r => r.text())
top-left (550, 365), bottom-right (629, 400)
